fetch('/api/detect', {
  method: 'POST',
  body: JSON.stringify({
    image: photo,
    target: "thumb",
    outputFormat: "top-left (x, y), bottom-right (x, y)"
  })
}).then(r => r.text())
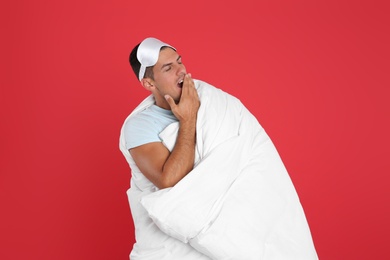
top-left (165, 95), bottom-right (176, 109)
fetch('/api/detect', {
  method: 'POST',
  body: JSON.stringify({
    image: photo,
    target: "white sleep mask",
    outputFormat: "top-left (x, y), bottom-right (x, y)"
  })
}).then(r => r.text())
top-left (137, 37), bottom-right (176, 81)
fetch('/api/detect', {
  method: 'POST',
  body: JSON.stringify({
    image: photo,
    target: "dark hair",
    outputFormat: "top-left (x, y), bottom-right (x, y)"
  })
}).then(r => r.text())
top-left (129, 43), bottom-right (141, 79)
top-left (129, 43), bottom-right (154, 80)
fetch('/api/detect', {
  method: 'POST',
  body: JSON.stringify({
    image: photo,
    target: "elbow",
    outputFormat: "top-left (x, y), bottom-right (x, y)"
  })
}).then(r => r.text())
top-left (157, 173), bottom-right (179, 189)
top-left (157, 178), bottom-right (175, 189)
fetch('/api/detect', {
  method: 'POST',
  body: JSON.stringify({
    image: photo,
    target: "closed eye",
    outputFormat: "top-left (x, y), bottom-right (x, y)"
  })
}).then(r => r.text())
top-left (161, 55), bottom-right (182, 72)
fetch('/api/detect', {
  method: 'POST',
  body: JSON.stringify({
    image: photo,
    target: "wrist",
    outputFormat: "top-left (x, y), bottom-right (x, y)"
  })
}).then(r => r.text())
top-left (180, 117), bottom-right (197, 129)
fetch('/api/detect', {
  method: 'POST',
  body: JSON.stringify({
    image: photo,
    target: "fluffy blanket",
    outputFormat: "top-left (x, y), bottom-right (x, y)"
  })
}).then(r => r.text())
top-left (123, 79), bottom-right (318, 259)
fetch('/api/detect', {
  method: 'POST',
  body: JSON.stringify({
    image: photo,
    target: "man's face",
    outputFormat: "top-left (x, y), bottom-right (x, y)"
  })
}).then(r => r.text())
top-left (150, 47), bottom-right (187, 109)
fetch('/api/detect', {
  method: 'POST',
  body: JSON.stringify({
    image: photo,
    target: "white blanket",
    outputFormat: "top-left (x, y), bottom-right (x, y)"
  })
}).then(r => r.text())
top-left (121, 80), bottom-right (318, 259)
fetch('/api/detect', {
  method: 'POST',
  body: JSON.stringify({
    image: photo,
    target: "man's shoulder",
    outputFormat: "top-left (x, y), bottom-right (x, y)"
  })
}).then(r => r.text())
top-left (124, 111), bottom-right (149, 134)
top-left (126, 108), bottom-right (151, 124)
top-left (122, 108), bottom-right (163, 150)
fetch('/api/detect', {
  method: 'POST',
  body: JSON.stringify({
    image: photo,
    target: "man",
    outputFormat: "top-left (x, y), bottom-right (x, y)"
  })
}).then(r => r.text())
top-left (119, 37), bottom-right (318, 259)
top-left (125, 38), bottom-right (200, 190)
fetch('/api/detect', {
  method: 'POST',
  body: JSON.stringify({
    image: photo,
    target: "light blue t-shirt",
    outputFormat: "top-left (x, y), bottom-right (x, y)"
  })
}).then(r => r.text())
top-left (124, 105), bottom-right (178, 149)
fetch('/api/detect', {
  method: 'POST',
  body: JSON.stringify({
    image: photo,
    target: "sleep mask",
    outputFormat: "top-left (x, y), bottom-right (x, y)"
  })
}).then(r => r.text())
top-left (137, 37), bottom-right (176, 80)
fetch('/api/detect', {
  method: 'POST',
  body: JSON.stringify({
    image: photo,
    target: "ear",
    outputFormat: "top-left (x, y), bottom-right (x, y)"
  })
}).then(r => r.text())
top-left (140, 78), bottom-right (155, 91)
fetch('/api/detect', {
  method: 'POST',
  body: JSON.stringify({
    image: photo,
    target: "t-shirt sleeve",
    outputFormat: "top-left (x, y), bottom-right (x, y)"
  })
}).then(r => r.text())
top-left (123, 116), bottom-right (161, 150)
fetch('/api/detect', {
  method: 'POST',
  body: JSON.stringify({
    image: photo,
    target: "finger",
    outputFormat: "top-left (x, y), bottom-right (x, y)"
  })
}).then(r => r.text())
top-left (182, 74), bottom-right (195, 95)
top-left (164, 95), bottom-right (177, 109)
top-left (186, 73), bottom-right (194, 86)
top-left (185, 74), bottom-right (198, 95)
top-left (180, 75), bottom-right (190, 97)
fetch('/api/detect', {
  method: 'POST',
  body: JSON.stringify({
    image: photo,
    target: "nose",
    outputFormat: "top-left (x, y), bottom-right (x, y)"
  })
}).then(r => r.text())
top-left (176, 63), bottom-right (186, 76)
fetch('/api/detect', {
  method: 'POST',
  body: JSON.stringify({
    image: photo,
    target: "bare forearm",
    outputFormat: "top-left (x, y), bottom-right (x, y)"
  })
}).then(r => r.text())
top-left (160, 119), bottom-right (196, 188)
top-left (157, 73), bottom-right (199, 188)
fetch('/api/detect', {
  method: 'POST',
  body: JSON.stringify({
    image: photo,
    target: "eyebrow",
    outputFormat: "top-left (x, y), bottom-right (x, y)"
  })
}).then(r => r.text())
top-left (160, 55), bottom-right (182, 70)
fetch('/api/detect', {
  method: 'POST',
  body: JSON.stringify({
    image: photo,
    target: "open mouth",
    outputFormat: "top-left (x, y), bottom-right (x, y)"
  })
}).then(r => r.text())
top-left (178, 79), bottom-right (184, 88)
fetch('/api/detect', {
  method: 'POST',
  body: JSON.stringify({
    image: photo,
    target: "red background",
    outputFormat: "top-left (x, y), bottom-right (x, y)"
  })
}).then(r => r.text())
top-left (1, 0), bottom-right (389, 259)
